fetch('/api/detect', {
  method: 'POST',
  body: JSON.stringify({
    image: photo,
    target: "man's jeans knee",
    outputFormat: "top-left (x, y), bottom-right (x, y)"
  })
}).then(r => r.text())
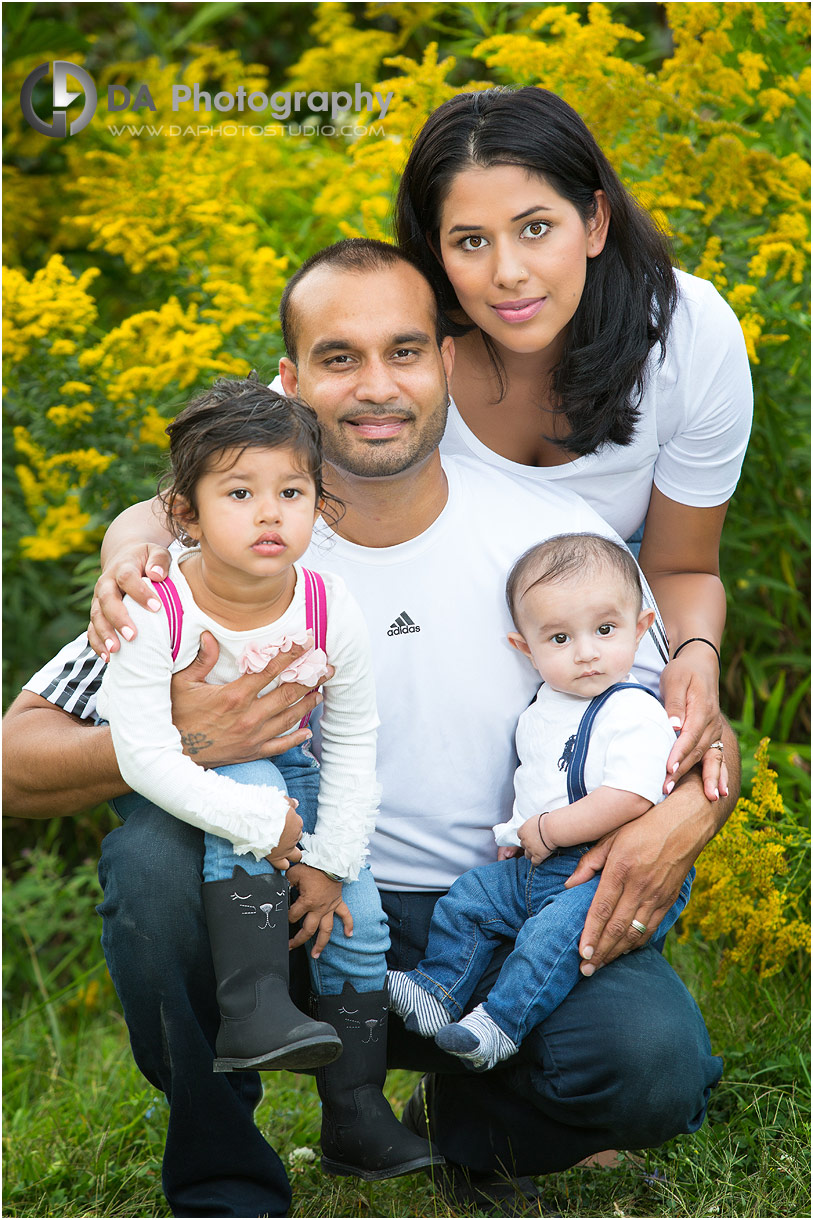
top-left (382, 888), bottom-right (722, 1175)
top-left (97, 800), bottom-right (291, 1217)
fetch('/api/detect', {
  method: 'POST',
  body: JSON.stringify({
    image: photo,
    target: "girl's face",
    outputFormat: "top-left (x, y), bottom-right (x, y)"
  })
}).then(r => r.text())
top-left (182, 445), bottom-right (319, 586)
top-left (437, 164), bottom-right (609, 361)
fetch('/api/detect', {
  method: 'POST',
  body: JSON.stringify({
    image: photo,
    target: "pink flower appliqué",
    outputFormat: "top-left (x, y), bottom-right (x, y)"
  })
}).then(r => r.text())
top-left (239, 631), bottom-right (329, 687)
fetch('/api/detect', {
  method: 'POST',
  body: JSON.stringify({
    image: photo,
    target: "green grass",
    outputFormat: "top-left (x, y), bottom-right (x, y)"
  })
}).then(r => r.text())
top-left (3, 932), bottom-right (809, 1219)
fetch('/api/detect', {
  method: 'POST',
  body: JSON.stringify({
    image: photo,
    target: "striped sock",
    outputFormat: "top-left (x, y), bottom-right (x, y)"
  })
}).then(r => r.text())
top-left (386, 970), bottom-right (452, 1037)
top-left (434, 1004), bottom-right (519, 1070)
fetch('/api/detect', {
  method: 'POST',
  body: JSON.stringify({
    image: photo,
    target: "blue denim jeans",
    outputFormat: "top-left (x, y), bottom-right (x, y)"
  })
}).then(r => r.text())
top-left (98, 798), bottom-right (290, 1217)
top-left (202, 749), bottom-right (320, 882)
top-left (406, 849), bottom-right (693, 1044)
top-left (382, 887), bottom-right (723, 1176)
top-left (99, 754), bottom-right (386, 1215)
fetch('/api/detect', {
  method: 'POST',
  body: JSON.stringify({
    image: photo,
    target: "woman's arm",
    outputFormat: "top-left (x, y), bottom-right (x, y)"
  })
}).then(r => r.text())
top-left (639, 490), bottom-right (728, 794)
top-left (566, 716), bottom-right (740, 970)
top-left (90, 497), bottom-right (173, 656)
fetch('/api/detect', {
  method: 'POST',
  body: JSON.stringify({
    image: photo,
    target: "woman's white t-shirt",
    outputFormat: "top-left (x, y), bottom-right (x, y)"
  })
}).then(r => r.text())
top-left (440, 270), bottom-right (753, 539)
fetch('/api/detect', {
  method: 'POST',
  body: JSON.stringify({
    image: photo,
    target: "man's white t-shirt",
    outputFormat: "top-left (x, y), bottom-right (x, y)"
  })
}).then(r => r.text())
top-left (303, 456), bottom-right (668, 891)
top-left (24, 457), bottom-right (669, 894)
top-left (493, 680), bottom-right (676, 847)
top-left (440, 270), bottom-right (753, 540)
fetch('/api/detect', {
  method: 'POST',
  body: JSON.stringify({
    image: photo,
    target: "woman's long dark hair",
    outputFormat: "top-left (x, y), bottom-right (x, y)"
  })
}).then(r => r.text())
top-left (395, 87), bottom-right (678, 456)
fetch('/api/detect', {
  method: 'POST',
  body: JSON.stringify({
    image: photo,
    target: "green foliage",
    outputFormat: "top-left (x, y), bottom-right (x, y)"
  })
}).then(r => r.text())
top-left (2, 1), bottom-right (808, 750)
top-left (2, 865), bottom-right (809, 1218)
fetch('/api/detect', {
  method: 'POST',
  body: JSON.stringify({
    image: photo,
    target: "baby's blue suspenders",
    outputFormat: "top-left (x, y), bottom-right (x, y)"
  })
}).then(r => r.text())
top-left (566, 682), bottom-right (662, 804)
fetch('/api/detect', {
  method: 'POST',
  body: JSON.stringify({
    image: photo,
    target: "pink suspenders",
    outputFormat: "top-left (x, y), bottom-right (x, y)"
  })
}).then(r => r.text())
top-left (298, 567), bottom-right (328, 728)
top-left (152, 567), bottom-right (328, 728)
top-left (152, 576), bottom-right (184, 661)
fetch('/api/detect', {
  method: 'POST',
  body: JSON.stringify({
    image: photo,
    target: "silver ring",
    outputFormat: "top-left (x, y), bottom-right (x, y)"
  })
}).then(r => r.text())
top-left (710, 740), bottom-right (724, 751)
top-left (630, 919), bottom-right (647, 935)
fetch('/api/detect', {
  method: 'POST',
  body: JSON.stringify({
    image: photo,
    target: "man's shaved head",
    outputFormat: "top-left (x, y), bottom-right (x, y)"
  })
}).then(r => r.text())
top-left (279, 238), bottom-right (445, 365)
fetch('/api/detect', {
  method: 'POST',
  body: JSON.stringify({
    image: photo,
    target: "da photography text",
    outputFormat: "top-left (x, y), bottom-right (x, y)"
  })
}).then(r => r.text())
top-left (20, 60), bottom-right (393, 138)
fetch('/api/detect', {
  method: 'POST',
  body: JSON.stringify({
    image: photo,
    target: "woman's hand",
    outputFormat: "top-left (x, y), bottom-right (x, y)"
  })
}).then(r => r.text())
top-left (89, 542), bottom-right (172, 659)
top-left (287, 863), bottom-right (353, 957)
top-left (564, 719), bottom-right (739, 973)
top-left (660, 647), bottom-right (727, 801)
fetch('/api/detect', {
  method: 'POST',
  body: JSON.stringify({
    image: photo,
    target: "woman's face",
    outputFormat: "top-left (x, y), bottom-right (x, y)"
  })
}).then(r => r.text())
top-left (436, 164), bottom-right (609, 359)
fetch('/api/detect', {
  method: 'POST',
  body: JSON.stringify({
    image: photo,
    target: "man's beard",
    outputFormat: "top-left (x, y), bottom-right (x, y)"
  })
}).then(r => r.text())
top-left (320, 391), bottom-right (450, 479)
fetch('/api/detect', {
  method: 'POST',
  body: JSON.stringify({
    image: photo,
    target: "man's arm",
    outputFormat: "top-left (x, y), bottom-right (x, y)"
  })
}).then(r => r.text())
top-left (3, 691), bottom-right (129, 818)
top-left (3, 639), bottom-right (326, 819)
top-left (565, 716), bottom-right (740, 971)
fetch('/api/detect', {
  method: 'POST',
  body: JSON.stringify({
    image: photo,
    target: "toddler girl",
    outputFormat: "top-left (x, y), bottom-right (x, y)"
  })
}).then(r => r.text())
top-left (98, 377), bottom-right (439, 1180)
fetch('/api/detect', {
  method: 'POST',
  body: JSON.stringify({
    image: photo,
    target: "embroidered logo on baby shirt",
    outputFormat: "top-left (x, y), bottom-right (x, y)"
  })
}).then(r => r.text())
top-left (557, 734), bottom-right (576, 772)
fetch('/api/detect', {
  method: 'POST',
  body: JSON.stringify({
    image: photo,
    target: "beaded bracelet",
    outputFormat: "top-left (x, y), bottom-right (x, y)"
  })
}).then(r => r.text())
top-left (537, 813), bottom-right (555, 853)
top-left (672, 636), bottom-right (722, 674)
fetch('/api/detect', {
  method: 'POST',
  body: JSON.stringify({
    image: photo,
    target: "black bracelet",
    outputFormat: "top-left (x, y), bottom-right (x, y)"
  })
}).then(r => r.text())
top-left (537, 813), bottom-right (555, 853)
top-left (672, 636), bottom-right (722, 674)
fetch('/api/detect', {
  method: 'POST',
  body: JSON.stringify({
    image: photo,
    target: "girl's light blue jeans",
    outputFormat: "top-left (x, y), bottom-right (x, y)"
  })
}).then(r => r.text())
top-left (125, 750), bottom-right (389, 996)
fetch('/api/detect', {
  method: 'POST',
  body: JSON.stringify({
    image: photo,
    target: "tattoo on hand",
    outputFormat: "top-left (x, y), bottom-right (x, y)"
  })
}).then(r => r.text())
top-left (180, 731), bottom-right (213, 756)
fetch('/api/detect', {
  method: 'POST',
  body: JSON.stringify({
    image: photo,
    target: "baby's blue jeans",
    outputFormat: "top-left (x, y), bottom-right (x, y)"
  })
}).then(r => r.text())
top-left (406, 847), bottom-right (693, 1044)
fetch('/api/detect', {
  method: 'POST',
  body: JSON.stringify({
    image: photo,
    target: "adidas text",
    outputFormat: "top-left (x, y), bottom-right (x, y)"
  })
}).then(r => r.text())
top-left (388, 611), bottom-right (420, 636)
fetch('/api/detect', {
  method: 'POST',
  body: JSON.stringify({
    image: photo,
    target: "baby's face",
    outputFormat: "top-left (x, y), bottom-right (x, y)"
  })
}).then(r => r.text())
top-left (509, 571), bottom-right (653, 698)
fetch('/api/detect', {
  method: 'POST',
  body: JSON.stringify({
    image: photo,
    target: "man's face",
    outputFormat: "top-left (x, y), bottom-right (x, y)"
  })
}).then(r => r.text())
top-left (279, 263), bottom-right (454, 479)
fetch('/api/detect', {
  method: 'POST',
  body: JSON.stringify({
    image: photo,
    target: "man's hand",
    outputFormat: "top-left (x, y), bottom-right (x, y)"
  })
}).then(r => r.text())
top-left (564, 721), bottom-right (738, 974)
top-left (287, 863), bottom-right (353, 958)
top-left (89, 543), bottom-right (173, 658)
top-left (169, 632), bottom-right (330, 766)
top-left (265, 799), bottom-right (303, 871)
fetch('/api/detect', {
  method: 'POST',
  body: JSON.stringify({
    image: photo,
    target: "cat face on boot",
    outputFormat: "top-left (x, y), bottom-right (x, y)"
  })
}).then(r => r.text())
top-left (337, 998), bottom-right (387, 1044)
top-left (228, 878), bottom-right (287, 930)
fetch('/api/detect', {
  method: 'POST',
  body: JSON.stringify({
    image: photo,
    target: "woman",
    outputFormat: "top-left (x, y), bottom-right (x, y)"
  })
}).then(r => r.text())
top-left (395, 87), bottom-right (753, 791)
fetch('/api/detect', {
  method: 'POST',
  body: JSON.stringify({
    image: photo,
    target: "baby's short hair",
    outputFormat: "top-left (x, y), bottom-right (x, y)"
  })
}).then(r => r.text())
top-left (506, 533), bottom-right (643, 627)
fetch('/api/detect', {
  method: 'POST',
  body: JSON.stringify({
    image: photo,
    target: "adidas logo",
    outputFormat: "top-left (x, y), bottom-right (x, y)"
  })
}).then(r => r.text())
top-left (387, 610), bottom-right (421, 636)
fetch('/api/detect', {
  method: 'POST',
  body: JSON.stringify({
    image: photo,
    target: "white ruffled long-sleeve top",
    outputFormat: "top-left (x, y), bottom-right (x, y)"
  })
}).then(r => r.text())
top-left (96, 554), bottom-right (380, 882)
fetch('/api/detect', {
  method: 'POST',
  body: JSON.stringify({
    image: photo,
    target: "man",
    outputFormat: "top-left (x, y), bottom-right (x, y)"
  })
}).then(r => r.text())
top-left (4, 240), bottom-right (735, 1217)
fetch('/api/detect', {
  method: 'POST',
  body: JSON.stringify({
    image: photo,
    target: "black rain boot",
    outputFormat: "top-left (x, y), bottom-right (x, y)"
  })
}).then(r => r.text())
top-left (202, 866), bottom-right (342, 1072)
top-left (315, 981), bottom-right (445, 1181)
